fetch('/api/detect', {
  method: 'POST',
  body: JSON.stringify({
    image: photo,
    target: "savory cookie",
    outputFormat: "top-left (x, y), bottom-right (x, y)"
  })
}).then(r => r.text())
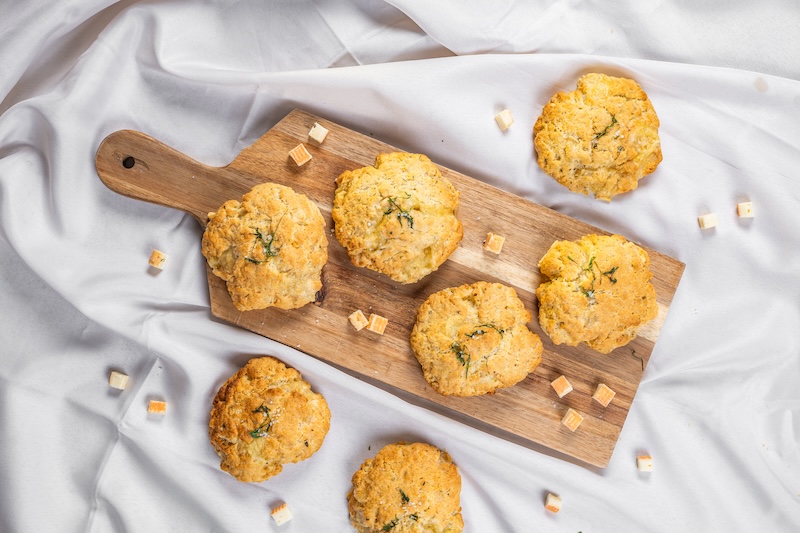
top-left (208, 356), bottom-right (330, 483)
top-left (332, 152), bottom-right (462, 284)
top-left (536, 234), bottom-right (658, 353)
top-left (410, 281), bottom-right (543, 396)
top-left (201, 182), bottom-right (328, 311)
top-left (348, 442), bottom-right (463, 533)
top-left (533, 72), bottom-right (662, 201)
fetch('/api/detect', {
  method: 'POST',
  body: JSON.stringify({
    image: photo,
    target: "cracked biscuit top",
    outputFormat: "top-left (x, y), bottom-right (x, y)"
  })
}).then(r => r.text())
top-left (533, 73), bottom-right (662, 201)
top-left (332, 152), bottom-right (462, 284)
top-left (536, 234), bottom-right (658, 354)
top-left (347, 442), bottom-right (463, 533)
top-left (208, 356), bottom-right (331, 483)
top-left (201, 182), bottom-right (328, 311)
top-left (410, 281), bottom-right (543, 396)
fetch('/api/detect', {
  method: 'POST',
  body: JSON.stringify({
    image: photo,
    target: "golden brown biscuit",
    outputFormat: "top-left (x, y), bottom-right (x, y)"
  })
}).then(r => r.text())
top-left (201, 182), bottom-right (328, 311)
top-left (410, 281), bottom-right (543, 396)
top-left (348, 442), bottom-right (463, 533)
top-left (536, 234), bottom-right (658, 353)
top-left (332, 153), bottom-right (462, 284)
top-left (208, 356), bottom-right (330, 482)
top-left (533, 73), bottom-right (662, 201)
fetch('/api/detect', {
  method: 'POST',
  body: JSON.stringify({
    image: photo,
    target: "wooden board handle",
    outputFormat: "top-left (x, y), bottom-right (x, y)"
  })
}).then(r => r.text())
top-left (95, 130), bottom-right (241, 224)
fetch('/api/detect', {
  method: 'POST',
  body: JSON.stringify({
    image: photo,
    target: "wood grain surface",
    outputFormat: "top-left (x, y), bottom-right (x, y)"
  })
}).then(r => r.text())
top-left (95, 109), bottom-right (685, 467)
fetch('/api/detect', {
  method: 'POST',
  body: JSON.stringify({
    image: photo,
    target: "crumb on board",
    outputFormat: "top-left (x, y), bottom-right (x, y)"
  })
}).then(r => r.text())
top-left (348, 309), bottom-right (369, 331)
top-left (366, 313), bottom-right (388, 335)
top-left (592, 383), bottom-right (616, 407)
top-left (561, 408), bottom-right (584, 432)
top-left (148, 249), bottom-right (167, 269)
top-left (288, 143), bottom-right (312, 166)
top-left (494, 108), bottom-right (514, 131)
top-left (483, 232), bottom-right (505, 254)
top-left (108, 371), bottom-right (129, 390)
top-left (550, 375), bottom-right (573, 398)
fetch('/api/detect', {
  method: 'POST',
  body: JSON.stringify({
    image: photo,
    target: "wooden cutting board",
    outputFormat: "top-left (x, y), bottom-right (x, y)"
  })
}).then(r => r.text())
top-left (95, 109), bottom-right (684, 467)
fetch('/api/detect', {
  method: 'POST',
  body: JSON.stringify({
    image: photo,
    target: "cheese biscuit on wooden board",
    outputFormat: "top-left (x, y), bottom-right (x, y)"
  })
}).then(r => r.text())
top-left (536, 234), bottom-right (658, 353)
top-left (533, 73), bottom-right (662, 201)
top-left (347, 442), bottom-right (463, 533)
top-left (332, 152), bottom-right (462, 284)
top-left (201, 182), bottom-right (328, 311)
top-left (208, 356), bottom-right (330, 483)
top-left (410, 281), bottom-right (543, 397)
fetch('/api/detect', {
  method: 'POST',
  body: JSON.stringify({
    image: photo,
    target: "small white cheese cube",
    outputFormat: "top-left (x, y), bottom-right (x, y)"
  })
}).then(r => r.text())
top-left (550, 375), bottom-right (573, 398)
top-left (736, 202), bottom-right (754, 218)
top-left (697, 213), bottom-right (718, 229)
top-left (544, 493), bottom-right (562, 513)
top-left (494, 109), bottom-right (514, 131)
top-left (348, 309), bottom-right (369, 331)
top-left (637, 454), bottom-right (654, 472)
top-left (148, 249), bottom-right (167, 269)
top-left (483, 232), bottom-right (505, 254)
top-left (288, 144), bottom-right (312, 166)
top-left (271, 502), bottom-right (293, 525)
top-left (308, 122), bottom-right (329, 144)
top-left (108, 371), bottom-right (129, 390)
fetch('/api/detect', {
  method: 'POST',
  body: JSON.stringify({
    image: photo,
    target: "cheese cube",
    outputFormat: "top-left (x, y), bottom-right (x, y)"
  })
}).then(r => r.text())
top-left (108, 371), bottom-right (129, 390)
top-left (494, 109), bottom-right (514, 131)
top-left (544, 493), bottom-right (562, 513)
top-left (736, 201), bottom-right (754, 218)
top-left (637, 454), bottom-right (654, 472)
top-left (483, 232), bottom-right (505, 254)
top-left (592, 383), bottom-right (616, 407)
top-left (288, 144), bottom-right (312, 166)
top-left (308, 122), bottom-right (329, 144)
top-left (271, 503), bottom-right (293, 525)
top-left (697, 213), bottom-right (718, 229)
top-left (148, 400), bottom-right (167, 414)
top-left (366, 313), bottom-right (388, 335)
top-left (550, 375), bottom-right (573, 398)
top-left (561, 408), bottom-right (584, 432)
top-left (348, 309), bottom-right (369, 331)
top-left (148, 249), bottom-right (167, 269)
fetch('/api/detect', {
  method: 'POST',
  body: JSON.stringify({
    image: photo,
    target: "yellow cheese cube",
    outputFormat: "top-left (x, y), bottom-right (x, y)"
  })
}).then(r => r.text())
top-left (148, 249), bottom-right (167, 269)
top-left (148, 400), bottom-right (167, 414)
top-left (637, 454), bottom-right (654, 472)
top-left (366, 313), bottom-right (388, 335)
top-left (494, 109), bottom-right (514, 131)
top-left (561, 408), bottom-right (584, 432)
top-left (348, 309), bottom-right (369, 331)
top-left (550, 375), bottom-right (573, 398)
top-left (288, 144), bottom-right (312, 166)
top-left (483, 232), bottom-right (505, 254)
top-left (592, 383), bottom-right (616, 407)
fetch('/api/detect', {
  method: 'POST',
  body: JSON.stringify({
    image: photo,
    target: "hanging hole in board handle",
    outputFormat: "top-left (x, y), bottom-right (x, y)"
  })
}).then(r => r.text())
top-left (122, 156), bottom-right (135, 169)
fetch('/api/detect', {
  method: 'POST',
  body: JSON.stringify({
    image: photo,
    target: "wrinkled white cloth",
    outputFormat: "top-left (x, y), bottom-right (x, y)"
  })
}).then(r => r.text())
top-left (1, 1), bottom-right (799, 532)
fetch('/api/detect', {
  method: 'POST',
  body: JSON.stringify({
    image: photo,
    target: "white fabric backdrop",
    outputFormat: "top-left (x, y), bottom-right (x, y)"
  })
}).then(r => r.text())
top-left (1, 1), bottom-right (799, 532)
